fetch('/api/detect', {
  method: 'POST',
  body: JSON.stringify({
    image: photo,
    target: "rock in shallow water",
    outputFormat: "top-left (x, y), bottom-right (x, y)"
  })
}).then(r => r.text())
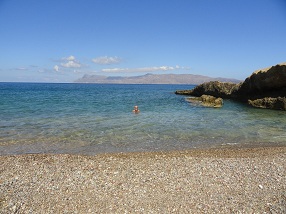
top-left (233, 63), bottom-right (286, 100)
top-left (176, 62), bottom-right (286, 111)
top-left (176, 81), bottom-right (237, 99)
top-left (186, 95), bottom-right (223, 108)
top-left (248, 97), bottom-right (286, 110)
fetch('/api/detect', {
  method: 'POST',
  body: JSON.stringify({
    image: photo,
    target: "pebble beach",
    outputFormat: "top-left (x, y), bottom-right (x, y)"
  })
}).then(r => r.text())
top-left (1, 146), bottom-right (286, 213)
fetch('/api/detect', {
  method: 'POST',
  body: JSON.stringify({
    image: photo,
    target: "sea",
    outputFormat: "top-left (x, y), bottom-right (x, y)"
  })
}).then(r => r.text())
top-left (0, 82), bottom-right (285, 155)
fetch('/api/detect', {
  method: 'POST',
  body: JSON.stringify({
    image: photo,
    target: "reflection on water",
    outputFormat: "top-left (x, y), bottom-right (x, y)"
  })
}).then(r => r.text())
top-left (0, 83), bottom-right (285, 155)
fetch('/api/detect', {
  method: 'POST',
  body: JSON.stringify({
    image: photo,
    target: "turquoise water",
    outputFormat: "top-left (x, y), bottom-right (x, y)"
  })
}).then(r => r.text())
top-left (0, 83), bottom-right (285, 155)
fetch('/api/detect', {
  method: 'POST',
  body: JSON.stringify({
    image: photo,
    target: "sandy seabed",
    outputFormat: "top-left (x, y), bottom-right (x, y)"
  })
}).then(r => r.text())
top-left (1, 146), bottom-right (286, 213)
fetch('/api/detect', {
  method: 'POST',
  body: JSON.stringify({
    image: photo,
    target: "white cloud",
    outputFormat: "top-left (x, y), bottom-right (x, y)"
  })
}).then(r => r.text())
top-left (16, 67), bottom-right (28, 70)
top-left (37, 68), bottom-right (52, 73)
top-left (54, 65), bottom-right (59, 72)
top-left (63, 55), bottom-right (76, 61)
top-left (102, 68), bottom-right (125, 72)
top-left (101, 66), bottom-right (181, 73)
top-left (54, 55), bottom-right (83, 71)
top-left (61, 60), bottom-right (82, 68)
top-left (92, 56), bottom-right (121, 65)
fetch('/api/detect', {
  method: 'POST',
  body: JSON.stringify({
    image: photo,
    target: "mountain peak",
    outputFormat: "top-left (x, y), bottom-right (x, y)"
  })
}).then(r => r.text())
top-left (75, 73), bottom-right (240, 84)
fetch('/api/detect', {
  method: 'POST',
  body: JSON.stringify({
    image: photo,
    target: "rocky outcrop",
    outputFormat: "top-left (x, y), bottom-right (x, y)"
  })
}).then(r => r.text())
top-left (176, 62), bottom-right (286, 110)
top-left (248, 97), bottom-right (286, 110)
top-left (175, 81), bottom-right (238, 98)
top-left (232, 63), bottom-right (286, 101)
top-left (186, 95), bottom-right (223, 108)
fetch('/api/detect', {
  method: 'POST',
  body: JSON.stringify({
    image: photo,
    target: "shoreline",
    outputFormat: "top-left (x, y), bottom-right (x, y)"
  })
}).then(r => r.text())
top-left (2, 140), bottom-right (286, 157)
top-left (1, 143), bottom-right (286, 158)
top-left (1, 146), bottom-right (286, 213)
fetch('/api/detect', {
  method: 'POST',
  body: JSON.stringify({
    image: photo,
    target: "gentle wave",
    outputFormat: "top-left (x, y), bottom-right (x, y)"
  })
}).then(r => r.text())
top-left (0, 83), bottom-right (285, 155)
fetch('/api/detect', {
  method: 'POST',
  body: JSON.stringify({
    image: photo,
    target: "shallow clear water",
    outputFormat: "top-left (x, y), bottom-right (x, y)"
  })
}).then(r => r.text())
top-left (0, 83), bottom-right (285, 155)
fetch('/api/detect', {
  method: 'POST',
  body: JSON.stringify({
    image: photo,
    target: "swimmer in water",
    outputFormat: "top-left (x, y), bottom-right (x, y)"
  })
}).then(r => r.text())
top-left (132, 105), bottom-right (140, 113)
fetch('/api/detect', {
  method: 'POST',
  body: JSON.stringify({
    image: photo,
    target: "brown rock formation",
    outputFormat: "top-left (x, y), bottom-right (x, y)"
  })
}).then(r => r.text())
top-left (176, 81), bottom-right (238, 98)
top-left (176, 62), bottom-right (286, 110)
top-left (186, 95), bottom-right (223, 108)
top-left (248, 97), bottom-right (286, 110)
top-left (233, 63), bottom-right (286, 101)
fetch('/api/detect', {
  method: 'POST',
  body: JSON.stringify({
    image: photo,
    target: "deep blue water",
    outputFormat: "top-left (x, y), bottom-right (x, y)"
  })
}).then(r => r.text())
top-left (0, 82), bottom-right (285, 155)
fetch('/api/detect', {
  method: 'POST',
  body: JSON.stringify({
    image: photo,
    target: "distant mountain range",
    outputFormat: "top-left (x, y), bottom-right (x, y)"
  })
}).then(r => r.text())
top-left (75, 73), bottom-right (241, 84)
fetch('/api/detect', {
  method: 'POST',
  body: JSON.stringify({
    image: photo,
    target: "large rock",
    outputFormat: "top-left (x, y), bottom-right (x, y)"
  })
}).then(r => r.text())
top-left (233, 62), bottom-right (286, 101)
top-left (176, 62), bottom-right (286, 111)
top-left (186, 95), bottom-right (223, 108)
top-left (248, 97), bottom-right (286, 110)
top-left (176, 81), bottom-right (238, 98)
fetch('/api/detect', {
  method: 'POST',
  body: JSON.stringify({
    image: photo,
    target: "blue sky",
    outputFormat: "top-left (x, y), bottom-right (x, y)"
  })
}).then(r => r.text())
top-left (0, 0), bottom-right (285, 82)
